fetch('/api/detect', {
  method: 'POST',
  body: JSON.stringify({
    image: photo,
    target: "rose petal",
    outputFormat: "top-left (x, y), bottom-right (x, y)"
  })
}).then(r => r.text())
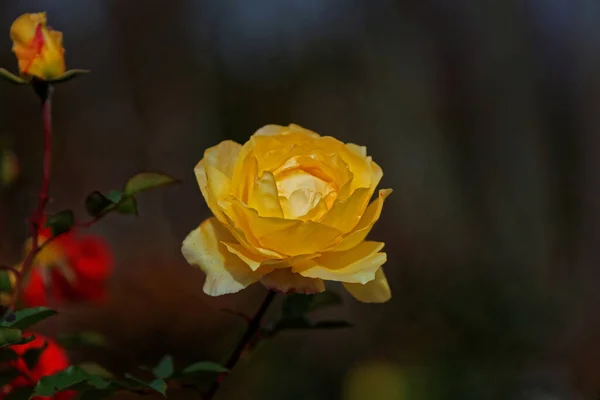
top-left (219, 209), bottom-right (285, 259)
top-left (70, 236), bottom-right (113, 281)
top-left (294, 241), bottom-right (386, 284)
top-left (229, 199), bottom-right (298, 240)
top-left (329, 189), bottom-right (392, 252)
top-left (194, 141), bottom-right (241, 222)
top-left (254, 124), bottom-right (320, 139)
top-left (203, 140), bottom-right (242, 178)
top-left (345, 143), bottom-right (367, 157)
top-left (205, 165), bottom-right (233, 213)
top-left (221, 242), bottom-right (267, 271)
top-left (259, 221), bottom-right (342, 257)
top-left (228, 199), bottom-right (342, 256)
top-left (181, 217), bottom-right (262, 296)
top-left (235, 156), bottom-right (258, 203)
top-left (343, 267), bottom-right (391, 303)
top-left (261, 269), bottom-right (325, 294)
top-left (248, 171), bottom-right (284, 218)
top-left (10, 13), bottom-right (46, 45)
top-left (21, 269), bottom-right (48, 307)
top-left (321, 187), bottom-right (372, 233)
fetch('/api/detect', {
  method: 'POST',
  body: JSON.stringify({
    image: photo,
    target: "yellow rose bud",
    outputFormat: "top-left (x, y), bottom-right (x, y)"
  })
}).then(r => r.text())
top-left (182, 124), bottom-right (392, 302)
top-left (10, 13), bottom-right (66, 80)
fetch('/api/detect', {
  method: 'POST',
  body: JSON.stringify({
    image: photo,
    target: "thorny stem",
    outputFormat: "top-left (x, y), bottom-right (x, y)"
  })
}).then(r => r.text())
top-left (204, 290), bottom-right (277, 400)
top-left (6, 84), bottom-right (54, 314)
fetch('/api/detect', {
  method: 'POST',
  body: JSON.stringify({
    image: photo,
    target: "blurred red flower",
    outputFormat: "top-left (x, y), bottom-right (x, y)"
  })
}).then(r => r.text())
top-left (1, 333), bottom-right (74, 400)
top-left (20, 224), bottom-right (113, 307)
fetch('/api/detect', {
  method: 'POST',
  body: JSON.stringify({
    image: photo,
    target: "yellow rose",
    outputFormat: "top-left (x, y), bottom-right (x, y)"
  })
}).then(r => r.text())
top-left (182, 124), bottom-right (392, 303)
top-left (10, 13), bottom-right (66, 80)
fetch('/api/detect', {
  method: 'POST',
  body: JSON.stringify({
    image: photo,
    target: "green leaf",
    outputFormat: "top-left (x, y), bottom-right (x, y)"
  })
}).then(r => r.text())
top-left (0, 270), bottom-right (13, 293)
top-left (123, 172), bottom-right (178, 196)
top-left (149, 379), bottom-right (167, 396)
top-left (0, 327), bottom-right (24, 347)
top-left (32, 365), bottom-right (90, 397)
top-left (152, 355), bottom-right (174, 379)
top-left (58, 331), bottom-right (109, 349)
top-left (105, 190), bottom-right (123, 203)
top-left (86, 375), bottom-right (112, 390)
top-left (1, 307), bottom-right (57, 329)
top-left (0, 68), bottom-right (28, 85)
top-left (77, 362), bottom-right (115, 380)
top-left (281, 292), bottom-right (342, 321)
top-left (124, 374), bottom-right (167, 396)
top-left (85, 191), bottom-right (114, 218)
top-left (45, 210), bottom-right (75, 236)
top-left (310, 291), bottom-right (343, 311)
top-left (22, 340), bottom-right (48, 370)
top-left (179, 361), bottom-right (228, 376)
top-left (48, 69), bottom-right (90, 84)
top-left (282, 294), bottom-right (314, 320)
top-left (115, 196), bottom-right (138, 216)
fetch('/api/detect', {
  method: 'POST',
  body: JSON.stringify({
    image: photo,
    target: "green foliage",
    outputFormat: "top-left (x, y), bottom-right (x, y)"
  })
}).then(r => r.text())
top-left (153, 355), bottom-right (174, 379)
top-left (45, 210), bottom-right (75, 236)
top-left (32, 365), bottom-right (105, 397)
top-left (105, 190), bottom-right (123, 204)
top-left (0, 68), bottom-right (28, 85)
top-left (19, 354), bottom-right (227, 399)
top-left (177, 361), bottom-right (228, 377)
top-left (0, 328), bottom-right (33, 347)
top-left (58, 331), bottom-right (109, 349)
top-left (84, 191), bottom-right (113, 218)
top-left (0, 308), bottom-right (56, 348)
top-left (309, 291), bottom-right (343, 310)
top-left (282, 291), bottom-right (343, 319)
top-left (124, 374), bottom-right (167, 396)
top-left (1, 307), bottom-right (57, 329)
top-left (77, 362), bottom-right (115, 379)
top-left (124, 172), bottom-right (178, 196)
top-left (0, 270), bottom-right (13, 293)
top-left (84, 171), bottom-right (177, 220)
top-left (48, 69), bottom-right (90, 84)
top-left (115, 196), bottom-right (138, 215)
top-left (269, 291), bottom-right (351, 334)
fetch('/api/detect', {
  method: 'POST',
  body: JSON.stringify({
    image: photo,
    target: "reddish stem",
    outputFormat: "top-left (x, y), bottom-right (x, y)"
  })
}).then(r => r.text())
top-left (204, 290), bottom-right (276, 400)
top-left (7, 86), bottom-right (53, 313)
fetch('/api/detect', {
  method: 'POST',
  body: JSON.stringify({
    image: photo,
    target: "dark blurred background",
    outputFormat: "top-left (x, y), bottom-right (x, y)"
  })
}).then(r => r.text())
top-left (1, 1), bottom-right (600, 399)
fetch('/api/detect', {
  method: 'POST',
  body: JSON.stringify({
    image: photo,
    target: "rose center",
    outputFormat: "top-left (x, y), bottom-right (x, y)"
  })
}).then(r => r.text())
top-left (274, 168), bottom-right (337, 219)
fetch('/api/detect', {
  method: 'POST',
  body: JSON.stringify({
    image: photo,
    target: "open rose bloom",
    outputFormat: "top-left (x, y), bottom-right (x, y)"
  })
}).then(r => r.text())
top-left (182, 124), bottom-right (392, 303)
top-left (15, 225), bottom-right (113, 307)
